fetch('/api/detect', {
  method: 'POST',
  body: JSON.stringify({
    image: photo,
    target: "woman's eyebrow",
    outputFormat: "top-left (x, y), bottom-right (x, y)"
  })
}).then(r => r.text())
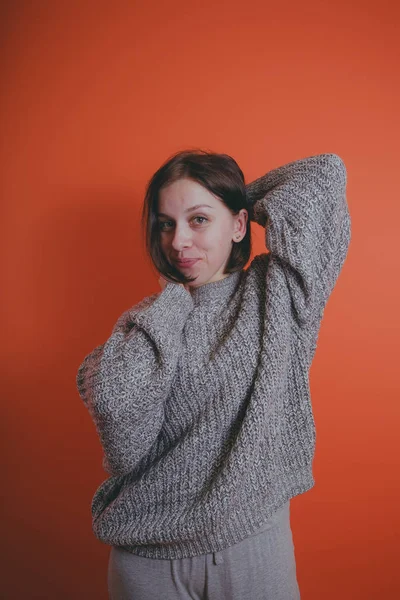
top-left (157, 204), bottom-right (215, 217)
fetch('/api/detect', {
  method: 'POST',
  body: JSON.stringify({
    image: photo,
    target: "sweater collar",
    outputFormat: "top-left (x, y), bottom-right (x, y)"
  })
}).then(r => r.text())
top-left (188, 270), bottom-right (243, 308)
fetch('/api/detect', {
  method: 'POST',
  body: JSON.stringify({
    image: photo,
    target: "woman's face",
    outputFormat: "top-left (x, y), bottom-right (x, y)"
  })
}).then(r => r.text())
top-left (157, 178), bottom-right (248, 289)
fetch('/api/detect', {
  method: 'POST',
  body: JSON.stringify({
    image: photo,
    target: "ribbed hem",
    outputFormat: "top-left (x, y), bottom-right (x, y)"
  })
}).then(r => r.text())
top-left (112, 467), bottom-right (315, 560)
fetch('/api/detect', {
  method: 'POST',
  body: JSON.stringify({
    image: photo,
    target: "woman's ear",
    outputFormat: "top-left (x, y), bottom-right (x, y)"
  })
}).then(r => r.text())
top-left (233, 208), bottom-right (249, 240)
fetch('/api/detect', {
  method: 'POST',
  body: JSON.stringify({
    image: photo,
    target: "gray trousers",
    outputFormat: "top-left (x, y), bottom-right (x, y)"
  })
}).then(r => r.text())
top-left (107, 500), bottom-right (301, 599)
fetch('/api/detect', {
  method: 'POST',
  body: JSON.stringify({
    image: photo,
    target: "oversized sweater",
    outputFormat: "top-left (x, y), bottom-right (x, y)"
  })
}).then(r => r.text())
top-left (76, 152), bottom-right (351, 560)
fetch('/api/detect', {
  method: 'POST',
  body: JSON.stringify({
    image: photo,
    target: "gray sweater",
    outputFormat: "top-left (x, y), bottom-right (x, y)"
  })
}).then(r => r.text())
top-left (76, 153), bottom-right (351, 560)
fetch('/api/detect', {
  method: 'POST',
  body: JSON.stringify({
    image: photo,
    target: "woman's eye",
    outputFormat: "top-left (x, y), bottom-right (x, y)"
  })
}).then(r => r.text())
top-left (158, 216), bottom-right (208, 230)
top-left (158, 221), bottom-right (172, 230)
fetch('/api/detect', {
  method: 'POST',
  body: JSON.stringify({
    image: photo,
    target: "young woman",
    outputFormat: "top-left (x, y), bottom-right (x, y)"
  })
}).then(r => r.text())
top-left (76, 148), bottom-right (351, 599)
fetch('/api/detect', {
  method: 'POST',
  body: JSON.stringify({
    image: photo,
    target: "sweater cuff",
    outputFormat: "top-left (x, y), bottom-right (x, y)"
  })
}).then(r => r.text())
top-left (132, 282), bottom-right (194, 336)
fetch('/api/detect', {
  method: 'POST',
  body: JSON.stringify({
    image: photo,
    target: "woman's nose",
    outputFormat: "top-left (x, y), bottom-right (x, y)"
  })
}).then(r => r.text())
top-left (171, 227), bottom-right (192, 250)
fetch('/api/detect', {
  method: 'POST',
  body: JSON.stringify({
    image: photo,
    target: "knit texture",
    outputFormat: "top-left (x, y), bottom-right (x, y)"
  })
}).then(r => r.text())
top-left (76, 153), bottom-right (351, 559)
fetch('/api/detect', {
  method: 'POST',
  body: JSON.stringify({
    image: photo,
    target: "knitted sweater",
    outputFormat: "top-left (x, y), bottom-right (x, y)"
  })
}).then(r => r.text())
top-left (76, 152), bottom-right (351, 560)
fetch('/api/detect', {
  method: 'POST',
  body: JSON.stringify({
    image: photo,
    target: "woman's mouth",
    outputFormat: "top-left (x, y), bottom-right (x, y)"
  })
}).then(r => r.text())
top-left (175, 259), bottom-right (200, 268)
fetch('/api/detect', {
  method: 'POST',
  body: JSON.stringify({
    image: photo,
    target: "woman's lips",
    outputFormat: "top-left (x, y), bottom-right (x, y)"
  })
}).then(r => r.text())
top-left (175, 259), bottom-right (200, 267)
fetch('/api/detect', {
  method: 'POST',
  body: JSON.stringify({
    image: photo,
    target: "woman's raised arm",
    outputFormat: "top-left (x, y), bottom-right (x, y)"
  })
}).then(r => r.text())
top-left (246, 152), bottom-right (351, 360)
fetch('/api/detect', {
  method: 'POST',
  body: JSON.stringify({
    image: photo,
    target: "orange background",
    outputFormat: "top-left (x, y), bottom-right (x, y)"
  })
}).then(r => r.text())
top-left (2, 1), bottom-right (399, 598)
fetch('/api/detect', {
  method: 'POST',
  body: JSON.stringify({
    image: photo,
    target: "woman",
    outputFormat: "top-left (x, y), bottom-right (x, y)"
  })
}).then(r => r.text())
top-left (76, 148), bottom-right (351, 599)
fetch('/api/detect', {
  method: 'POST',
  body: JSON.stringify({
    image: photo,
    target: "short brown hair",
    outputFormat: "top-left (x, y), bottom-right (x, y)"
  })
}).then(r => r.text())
top-left (141, 147), bottom-right (253, 285)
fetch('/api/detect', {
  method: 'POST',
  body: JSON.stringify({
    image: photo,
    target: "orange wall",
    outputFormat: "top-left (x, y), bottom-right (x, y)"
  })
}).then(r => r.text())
top-left (2, 1), bottom-right (399, 598)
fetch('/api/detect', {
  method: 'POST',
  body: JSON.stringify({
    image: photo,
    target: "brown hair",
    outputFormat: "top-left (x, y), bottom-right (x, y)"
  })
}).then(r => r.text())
top-left (141, 147), bottom-right (253, 285)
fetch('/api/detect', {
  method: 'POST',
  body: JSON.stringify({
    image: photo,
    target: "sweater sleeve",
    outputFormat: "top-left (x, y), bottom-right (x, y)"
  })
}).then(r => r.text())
top-left (76, 283), bottom-right (194, 477)
top-left (245, 153), bottom-right (351, 356)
